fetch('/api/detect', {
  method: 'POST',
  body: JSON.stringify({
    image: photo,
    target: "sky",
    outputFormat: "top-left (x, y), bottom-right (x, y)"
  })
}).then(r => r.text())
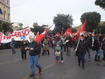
top-left (10, 0), bottom-right (105, 28)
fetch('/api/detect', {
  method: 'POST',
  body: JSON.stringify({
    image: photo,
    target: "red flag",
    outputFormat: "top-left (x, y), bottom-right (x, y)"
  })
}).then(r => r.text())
top-left (35, 32), bottom-right (39, 40)
top-left (77, 20), bottom-right (87, 40)
top-left (64, 28), bottom-right (73, 37)
top-left (35, 26), bottom-right (52, 43)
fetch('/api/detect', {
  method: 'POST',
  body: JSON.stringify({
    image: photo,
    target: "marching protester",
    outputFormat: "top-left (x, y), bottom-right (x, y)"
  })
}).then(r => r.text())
top-left (91, 32), bottom-right (101, 62)
top-left (54, 43), bottom-right (61, 63)
top-left (84, 33), bottom-right (92, 61)
top-left (20, 40), bottom-right (28, 60)
top-left (10, 38), bottom-right (16, 55)
top-left (57, 36), bottom-right (64, 63)
top-left (65, 36), bottom-right (73, 56)
top-left (42, 38), bottom-right (50, 56)
top-left (75, 33), bottom-right (88, 69)
top-left (25, 35), bottom-right (42, 77)
top-left (52, 37), bottom-right (57, 51)
top-left (101, 36), bottom-right (105, 61)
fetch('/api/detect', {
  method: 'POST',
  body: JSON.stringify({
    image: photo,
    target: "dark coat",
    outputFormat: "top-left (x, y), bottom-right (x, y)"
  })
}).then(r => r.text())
top-left (65, 37), bottom-right (73, 47)
top-left (85, 36), bottom-right (92, 48)
top-left (76, 39), bottom-right (88, 55)
top-left (28, 41), bottom-right (41, 56)
top-left (21, 41), bottom-right (28, 53)
top-left (102, 39), bottom-right (105, 51)
top-left (92, 36), bottom-right (101, 50)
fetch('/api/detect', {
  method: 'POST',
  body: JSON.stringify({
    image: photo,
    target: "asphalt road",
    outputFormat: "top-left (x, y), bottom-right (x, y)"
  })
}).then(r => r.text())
top-left (0, 48), bottom-right (105, 79)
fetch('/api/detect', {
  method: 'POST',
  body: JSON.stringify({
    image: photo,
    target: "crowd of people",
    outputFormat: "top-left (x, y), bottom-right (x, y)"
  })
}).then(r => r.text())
top-left (9, 31), bottom-right (105, 77)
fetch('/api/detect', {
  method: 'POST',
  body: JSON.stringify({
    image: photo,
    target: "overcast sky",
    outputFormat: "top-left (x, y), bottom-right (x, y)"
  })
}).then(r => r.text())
top-left (10, 0), bottom-right (105, 27)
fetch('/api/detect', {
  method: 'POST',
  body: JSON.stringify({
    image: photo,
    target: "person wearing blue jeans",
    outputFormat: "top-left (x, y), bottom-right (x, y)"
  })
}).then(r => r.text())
top-left (26, 36), bottom-right (42, 77)
top-left (95, 49), bottom-right (100, 61)
top-left (92, 32), bottom-right (101, 61)
top-left (29, 55), bottom-right (42, 75)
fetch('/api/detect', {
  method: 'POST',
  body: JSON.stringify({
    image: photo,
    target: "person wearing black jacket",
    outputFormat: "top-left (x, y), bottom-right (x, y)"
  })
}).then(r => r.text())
top-left (85, 34), bottom-right (92, 61)
top-left (20, 40), bottom-right (28, 60)
top-left (75, 34), bottom-right (88, 69)
top-left (102, 36), bottom-right (105, 61)
top-left (91, 33), bottom-right (101, 61)
top-left (26, 36), bottom-right (42, 77)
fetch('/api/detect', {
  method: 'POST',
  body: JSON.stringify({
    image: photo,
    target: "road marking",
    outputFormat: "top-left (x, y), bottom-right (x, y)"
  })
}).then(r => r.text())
top-left (23, 63), bottom-right (56, 79)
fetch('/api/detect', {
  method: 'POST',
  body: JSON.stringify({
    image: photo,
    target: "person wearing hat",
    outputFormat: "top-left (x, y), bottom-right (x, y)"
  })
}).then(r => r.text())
top-left (75, 33), bottom-right (88, 69)
top-left (25, 35), bottom-right (42, 77)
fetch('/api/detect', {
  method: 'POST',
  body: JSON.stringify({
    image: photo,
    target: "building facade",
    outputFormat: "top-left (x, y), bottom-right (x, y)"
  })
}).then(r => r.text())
top-left (0, 0), bottom-right (10, 22)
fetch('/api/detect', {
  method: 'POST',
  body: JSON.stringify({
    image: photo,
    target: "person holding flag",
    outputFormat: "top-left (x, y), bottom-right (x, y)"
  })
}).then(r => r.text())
top-left (75, 33), bottom-right (88, 69)
top-left (74, 20), bottom-right (88, 69)
top-left (25, 35), bottom-right (42, 77)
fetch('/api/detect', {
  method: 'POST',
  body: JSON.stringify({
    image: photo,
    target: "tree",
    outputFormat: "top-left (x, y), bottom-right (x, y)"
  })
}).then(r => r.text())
top-left (80, 12), bottom-right (101, 32)
top-left (32, 22), bottom-right (48, 34)
top-left (0, 20), bottom-right (13, 34)
top-left (96, 22), bottom-right (105, 34)
top-left (53, 14), bottom-right (73, 33)
top-left (95, 0), bottom-right (105, 10)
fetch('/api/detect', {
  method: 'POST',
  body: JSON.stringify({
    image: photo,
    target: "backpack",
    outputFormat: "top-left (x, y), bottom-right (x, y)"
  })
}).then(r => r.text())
top-left (55, 51), bottom-right (61, 56)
